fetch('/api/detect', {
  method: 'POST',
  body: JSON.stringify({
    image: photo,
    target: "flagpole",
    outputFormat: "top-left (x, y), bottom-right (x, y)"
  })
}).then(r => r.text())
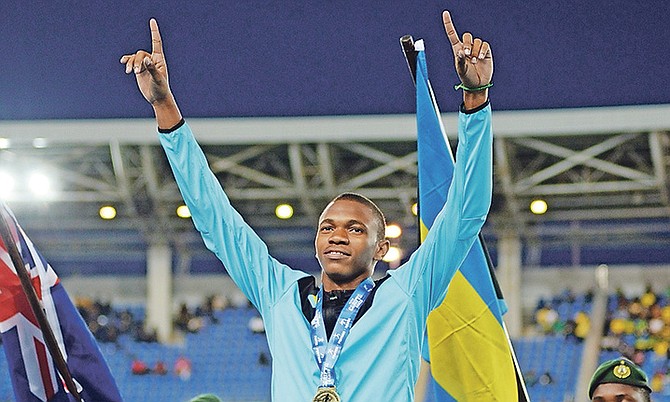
top-left (0, 208), bottom-right (84, 402)
top-left (400, 34), bottom-right (530, 402)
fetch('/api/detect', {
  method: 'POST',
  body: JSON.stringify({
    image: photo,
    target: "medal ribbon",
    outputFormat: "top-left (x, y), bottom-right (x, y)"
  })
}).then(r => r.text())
top-left (310, 277), bottom-right (375, 388)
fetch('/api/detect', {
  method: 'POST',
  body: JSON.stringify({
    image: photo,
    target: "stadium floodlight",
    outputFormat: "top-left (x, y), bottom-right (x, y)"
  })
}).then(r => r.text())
top-left (529, 199), bottom-right (548, 215)
top-left (275, 203), bottom-right (294, 220)
top-left (28, 172), bottom-right (52, 197)
top-left (176, 205), bottom-right (191, 218)
top-left (99, 205), bottom-right (117, 220)
top-left (32, 138), bottom-right (49, 148)
top-left (0, 138), bottom-right (10, 149)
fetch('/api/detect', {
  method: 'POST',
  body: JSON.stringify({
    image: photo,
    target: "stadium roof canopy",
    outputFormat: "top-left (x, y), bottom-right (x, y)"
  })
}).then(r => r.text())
top-left (1, 1), bottom-right (669, 275)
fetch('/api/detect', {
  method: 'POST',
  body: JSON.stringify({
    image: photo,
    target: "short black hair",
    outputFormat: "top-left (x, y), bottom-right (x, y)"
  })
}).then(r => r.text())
top-left (329, 192), bottom-right (386, 241)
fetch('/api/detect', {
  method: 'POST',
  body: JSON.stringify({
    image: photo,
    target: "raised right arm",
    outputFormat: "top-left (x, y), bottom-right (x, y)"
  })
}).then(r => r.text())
top-left (391, 10), bottom-right (494, 314)
top-left (120, 19), bottom-right (308, 312)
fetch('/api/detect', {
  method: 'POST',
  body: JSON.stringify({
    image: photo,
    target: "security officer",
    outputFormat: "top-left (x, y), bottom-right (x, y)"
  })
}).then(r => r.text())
top-left (588, 357), bottom-right (652, 402)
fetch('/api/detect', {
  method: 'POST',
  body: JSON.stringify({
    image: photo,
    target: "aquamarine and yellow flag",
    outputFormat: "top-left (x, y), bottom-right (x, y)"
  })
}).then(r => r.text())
top-left (415, 47), bottom-right (517, 401)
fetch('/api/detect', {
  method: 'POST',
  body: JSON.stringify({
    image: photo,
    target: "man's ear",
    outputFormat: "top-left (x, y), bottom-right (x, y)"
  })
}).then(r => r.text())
top-left (374, 239), bottom-right (391, 261)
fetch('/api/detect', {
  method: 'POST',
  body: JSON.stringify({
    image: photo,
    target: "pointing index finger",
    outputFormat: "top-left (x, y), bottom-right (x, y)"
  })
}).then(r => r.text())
top-left (149, 18), bottom-right (163, 56)
top-left (442, 10), bottom-right (461, 49)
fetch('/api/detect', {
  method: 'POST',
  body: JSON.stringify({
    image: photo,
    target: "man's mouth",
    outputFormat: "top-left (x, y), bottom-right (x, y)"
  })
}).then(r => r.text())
top-left (324, 250), bottom-right (350, 259)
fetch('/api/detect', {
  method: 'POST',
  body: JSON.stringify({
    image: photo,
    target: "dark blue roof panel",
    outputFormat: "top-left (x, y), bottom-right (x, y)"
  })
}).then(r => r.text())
top-left (1, 1), bottom-right (668, 120)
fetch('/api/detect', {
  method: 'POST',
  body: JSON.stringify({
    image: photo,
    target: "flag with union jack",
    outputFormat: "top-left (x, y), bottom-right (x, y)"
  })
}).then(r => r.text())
top-left (0, 202), bottom-right (123, 402)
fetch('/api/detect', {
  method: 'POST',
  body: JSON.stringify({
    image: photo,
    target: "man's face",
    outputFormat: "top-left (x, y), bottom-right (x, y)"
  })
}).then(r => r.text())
top-left (592, 383), bottom-right (647, 402)
top-left (315, 199), bottom-right (388, 289)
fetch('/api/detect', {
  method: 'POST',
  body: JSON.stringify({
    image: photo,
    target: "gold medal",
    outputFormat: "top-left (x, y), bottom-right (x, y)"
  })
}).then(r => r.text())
top-left (312, 386), bottom-right (341, 402)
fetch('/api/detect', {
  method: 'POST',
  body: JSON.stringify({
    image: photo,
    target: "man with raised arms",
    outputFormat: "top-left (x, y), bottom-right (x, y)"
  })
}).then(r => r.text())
top-left (121, 10), bottom-right (493, 401)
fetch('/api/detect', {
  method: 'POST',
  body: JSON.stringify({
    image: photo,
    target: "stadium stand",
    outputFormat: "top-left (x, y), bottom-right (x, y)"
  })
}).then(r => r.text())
top-left (2, 287), bottom-right (670, 401)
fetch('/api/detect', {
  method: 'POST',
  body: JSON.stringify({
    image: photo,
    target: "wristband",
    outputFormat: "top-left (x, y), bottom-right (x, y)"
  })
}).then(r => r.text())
top-left (454, 82), bottom-right (493, 92)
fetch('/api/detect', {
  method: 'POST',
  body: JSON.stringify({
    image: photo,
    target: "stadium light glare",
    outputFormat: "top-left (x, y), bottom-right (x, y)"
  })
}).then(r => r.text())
top-left (530, 199), bottom-right (548, 215)
top-left (176, 205), bottom-right (191, 218)
top-left (411, 202), bottom-right (418, 216)
top-left (32, 138), bottom-right (49, 148)
top-left (99, 205), bottom-right (117, 220)
top-left (28, 172), bottom-right (52, 196)
top-left (385, 224), bottom-right (402, 239)
top-left (275, 203), bottom-right (294, 219)
top-left (382, 246), bottom-right (402, 263)
top-left (0, 138), bottom-right (10, 149)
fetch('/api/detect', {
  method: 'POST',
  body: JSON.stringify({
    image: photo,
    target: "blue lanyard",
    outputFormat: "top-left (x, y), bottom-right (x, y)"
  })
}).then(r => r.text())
top-left (310, 277), bottom-right (375, 388)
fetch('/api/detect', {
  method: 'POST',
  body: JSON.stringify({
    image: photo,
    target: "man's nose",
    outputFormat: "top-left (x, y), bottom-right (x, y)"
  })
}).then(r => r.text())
top-left (328, 228), bottom-right (349, 244)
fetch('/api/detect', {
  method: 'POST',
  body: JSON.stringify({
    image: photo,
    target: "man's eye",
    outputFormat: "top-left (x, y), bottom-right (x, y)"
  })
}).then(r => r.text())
top-left (350, 227), bottom-right (364, 233)
top-left (320, 226), bottom-right (333, 232)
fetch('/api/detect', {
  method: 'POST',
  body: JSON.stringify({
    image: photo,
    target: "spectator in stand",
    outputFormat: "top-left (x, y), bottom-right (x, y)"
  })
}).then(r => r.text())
top-left (653, 339), bottom-right (669, 358)
top-left (94, 314), bottom-right (120, 343)
top-left (248, 315), bottom-right (265, 334)
top-left (196, 295), bottom-right (220, 324)
top-left (648, 304), bottom-right (664, 336)
top-left (175, 302), bottom-right (206, 333)
top-left (118, 309), bottom-right (135, 334)
top-left (535, 304), bottom-right (559, 334)
top-left (131, 356), bottom-right (151, 375)
top-left (230, 291), bottom-right (250, 309)
top-left (561, 288), bottom-right (576, 304)
top-left (640, 285), bottom-right (656, 309)
top-left (651, 370), bottom-right (665, 393)
top-left (174, 355), bottom-right (193, 381)
top-left (154, 360), bottom-right (168, 375)
top-left (613, 288), bottom-right (630, 319)
top-left (574, 311), bottom-right (591, 342)
top-left (523, 369), bottom-right (538, 387)
top-left (134, 325), bottom-right (158, 343)
top-left (632, 349), bottom-right (646, 367)
top-left (585, 288), bottom-right (594, 303)
top-left (258, 351), bottom-right (270, 366)
top-left (628, 297), bottom-right (645, 320)
top-left (211, 294), bottom-right (229, 311)
top-left (538, 372), bottom-right (553, 386)
top-left (564, 318), bottom-right (577, 341)
top-left (175, 303), bottom-right (193, 332)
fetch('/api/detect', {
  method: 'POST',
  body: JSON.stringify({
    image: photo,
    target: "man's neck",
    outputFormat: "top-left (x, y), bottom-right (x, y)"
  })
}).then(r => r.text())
top-left (321, 272), bottom-right (370, 292)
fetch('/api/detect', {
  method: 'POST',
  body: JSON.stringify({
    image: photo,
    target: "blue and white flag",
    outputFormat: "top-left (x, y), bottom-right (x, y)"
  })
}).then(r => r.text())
top-left (0, 202), bottom-right (123, 402)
